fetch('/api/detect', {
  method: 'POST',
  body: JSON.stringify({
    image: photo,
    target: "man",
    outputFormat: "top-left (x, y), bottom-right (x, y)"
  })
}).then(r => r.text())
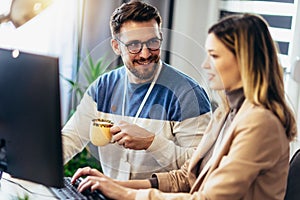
top-left (62, 1), bottom-right (211, 180)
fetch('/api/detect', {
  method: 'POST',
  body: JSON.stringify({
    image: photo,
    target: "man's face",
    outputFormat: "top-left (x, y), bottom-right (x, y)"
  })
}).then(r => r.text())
top-left (112, 19), bottom-right (162, 83)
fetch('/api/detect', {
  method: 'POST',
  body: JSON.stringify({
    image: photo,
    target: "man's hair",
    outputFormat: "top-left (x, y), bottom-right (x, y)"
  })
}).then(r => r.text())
top-left (208, 13), bottom-right (297, 140)
top-left (110, 1), bottom-right (162, 36)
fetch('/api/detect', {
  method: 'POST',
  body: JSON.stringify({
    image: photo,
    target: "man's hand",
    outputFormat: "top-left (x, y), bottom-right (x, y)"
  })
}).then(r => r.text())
top-left (110, 120), bottom-right (155, 150)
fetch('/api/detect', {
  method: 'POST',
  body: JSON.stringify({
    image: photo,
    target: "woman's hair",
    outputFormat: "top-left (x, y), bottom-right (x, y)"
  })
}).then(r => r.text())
top-left (110, 0), bottom-right (162, 36)
top-left (208, 13), bottom-right (297, 140)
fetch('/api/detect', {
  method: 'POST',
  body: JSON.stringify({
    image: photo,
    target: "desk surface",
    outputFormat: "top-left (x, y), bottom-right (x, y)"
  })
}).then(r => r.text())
top-left (0, 172), bottom-right (57, 199)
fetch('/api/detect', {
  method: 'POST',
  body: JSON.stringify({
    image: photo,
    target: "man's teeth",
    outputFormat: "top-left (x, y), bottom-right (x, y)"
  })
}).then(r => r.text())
top-left (138, 61), bottom-right (151, 65)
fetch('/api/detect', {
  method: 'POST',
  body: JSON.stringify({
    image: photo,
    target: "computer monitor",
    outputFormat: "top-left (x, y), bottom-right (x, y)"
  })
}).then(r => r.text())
top-left (0, 48), bottom-right (64, 188)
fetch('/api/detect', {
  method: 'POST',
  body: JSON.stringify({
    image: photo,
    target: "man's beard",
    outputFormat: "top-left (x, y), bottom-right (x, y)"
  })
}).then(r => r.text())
top-left (128, 55), bottom-right (160, 80)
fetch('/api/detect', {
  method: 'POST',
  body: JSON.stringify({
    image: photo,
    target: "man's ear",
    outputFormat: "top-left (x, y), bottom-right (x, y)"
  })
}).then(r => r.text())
top-left (111, 39), bottom-right (121, 55)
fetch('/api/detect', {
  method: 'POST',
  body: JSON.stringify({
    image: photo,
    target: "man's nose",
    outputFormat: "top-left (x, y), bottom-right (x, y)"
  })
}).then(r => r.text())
top-left (139, 44), bottom-right (151, 58)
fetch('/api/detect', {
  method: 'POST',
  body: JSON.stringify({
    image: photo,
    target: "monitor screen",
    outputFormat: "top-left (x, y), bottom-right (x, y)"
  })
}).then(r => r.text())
top-left (0, 48), bottom-right (64, 188)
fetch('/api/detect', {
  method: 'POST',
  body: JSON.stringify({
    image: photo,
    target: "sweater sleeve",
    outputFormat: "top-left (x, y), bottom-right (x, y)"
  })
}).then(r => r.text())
top-left (62, 93), bottom-right (98, 164)
top-left (146, 112), bottom-right (211, 170)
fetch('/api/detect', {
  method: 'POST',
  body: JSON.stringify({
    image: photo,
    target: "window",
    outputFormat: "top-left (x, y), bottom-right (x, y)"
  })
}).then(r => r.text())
top-left (0, 0), bottom-right (81, 123)
top-left (219, 0), bottom-right (298, 71)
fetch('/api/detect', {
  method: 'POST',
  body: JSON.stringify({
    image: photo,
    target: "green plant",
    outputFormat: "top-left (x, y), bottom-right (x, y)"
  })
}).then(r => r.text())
top-left (62, 53), bottom-right (111, 176)
top-left (63, 148), bottom-right (101, 177)
top-left (62, 53), bottom-right (109, 118)
top-left (16, 194), bottom-right (29, 200)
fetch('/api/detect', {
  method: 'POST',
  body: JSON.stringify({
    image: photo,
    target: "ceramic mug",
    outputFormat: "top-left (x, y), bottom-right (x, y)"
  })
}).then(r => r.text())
top-left (90, 118), bottom-right (114, 146)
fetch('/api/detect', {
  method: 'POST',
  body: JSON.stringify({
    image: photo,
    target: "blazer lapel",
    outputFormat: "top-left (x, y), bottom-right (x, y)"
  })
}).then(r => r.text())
top-left (195, 100), bottom-right (251, 192)
top-left (189, 110), bottom-right (229, 192)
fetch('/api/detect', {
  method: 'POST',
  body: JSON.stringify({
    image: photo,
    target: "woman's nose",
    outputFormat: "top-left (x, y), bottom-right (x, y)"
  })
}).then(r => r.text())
top-left (201, 57), bottom-right (211, 69)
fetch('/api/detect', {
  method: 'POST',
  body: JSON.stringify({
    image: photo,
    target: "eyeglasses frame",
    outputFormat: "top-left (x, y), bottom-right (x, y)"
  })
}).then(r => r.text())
top-left (115, 37), bottom-right (163, 54)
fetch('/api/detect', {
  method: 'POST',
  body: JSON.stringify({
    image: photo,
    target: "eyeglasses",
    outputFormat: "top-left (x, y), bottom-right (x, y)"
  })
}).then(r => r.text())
top-left (115, 37), bottom-right (163, 54)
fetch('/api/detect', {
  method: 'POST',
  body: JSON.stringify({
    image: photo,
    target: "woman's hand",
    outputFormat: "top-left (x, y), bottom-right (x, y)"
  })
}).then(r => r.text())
top-left (78, 175), bottom-right (137, 200)
top-left (70, 166), bottom-right (137, 200)
top-left (71, 166), bottom-right (106, 184)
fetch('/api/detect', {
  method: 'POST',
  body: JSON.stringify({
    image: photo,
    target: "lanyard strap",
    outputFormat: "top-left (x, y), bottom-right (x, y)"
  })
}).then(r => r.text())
top-left (122, 63), bottom-right (162, 124)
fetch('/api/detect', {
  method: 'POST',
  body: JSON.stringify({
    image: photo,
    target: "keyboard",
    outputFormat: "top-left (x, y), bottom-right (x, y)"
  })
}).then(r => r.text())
top-left (49, 177), bottom-right (109, 200)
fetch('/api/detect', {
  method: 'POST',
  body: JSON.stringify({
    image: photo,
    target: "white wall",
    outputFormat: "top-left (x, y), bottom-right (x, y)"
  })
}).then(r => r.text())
top-left (169, 0), bottom-right (218, 83)
top-left (168, 0), bottom-right (219, 102)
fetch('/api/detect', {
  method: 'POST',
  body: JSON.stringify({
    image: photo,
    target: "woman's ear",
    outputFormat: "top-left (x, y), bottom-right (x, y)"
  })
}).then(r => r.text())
top-left (111, 39), bottom-right (121, 55)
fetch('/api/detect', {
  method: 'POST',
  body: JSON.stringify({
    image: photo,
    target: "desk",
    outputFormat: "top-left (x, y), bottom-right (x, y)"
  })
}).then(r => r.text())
top-left (0, 172), bottom-right (56, 199)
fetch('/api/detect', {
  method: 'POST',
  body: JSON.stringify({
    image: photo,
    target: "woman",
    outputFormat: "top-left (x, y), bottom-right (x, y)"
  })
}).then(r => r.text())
top-left (71, 13), bottom-right (297, 200)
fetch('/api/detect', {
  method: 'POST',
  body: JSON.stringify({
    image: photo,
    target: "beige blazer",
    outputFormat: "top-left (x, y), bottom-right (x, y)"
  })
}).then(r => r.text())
top-left (136, 100), bottom-right (290, 200)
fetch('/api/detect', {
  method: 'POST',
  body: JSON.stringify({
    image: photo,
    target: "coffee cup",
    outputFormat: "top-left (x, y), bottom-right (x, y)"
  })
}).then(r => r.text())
top-left (90, 119), bottom-right (114, 146)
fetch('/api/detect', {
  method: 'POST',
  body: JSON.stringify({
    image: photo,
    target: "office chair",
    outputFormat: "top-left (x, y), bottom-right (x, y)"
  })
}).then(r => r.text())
top-left (284, 148), bottom-right (300, 200)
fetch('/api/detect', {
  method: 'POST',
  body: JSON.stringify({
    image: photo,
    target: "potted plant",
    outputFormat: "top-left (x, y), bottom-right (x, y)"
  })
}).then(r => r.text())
top-left (62, 53), bottom-right (112, 176)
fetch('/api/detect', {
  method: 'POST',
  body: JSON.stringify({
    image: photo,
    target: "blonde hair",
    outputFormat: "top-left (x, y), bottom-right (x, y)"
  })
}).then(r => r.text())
top-left (208, 13), bottom-right (297, 140)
